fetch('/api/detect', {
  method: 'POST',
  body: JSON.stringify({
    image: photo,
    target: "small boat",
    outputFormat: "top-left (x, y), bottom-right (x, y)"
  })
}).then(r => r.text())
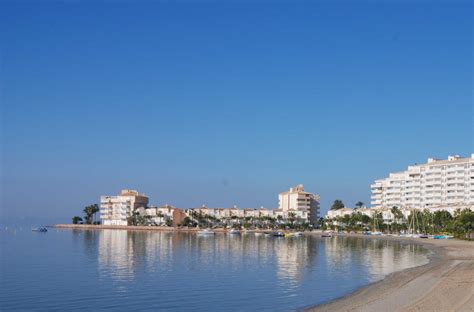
top-left (321, 233), bottom-right (332, 238)
top-left (273, 231), bottom-right (285, 237)
top-left (228, 229), bottom-right (241, 235)
top-left (293, 232), bottom-right (303, 237)
top-left (254, 232), bottom-right (263, 236)
top-left (32, 227), bottom-right (48, 232)
top-left (434, 235), bottom-right (453, 239)
top-left (419, 234), bottom-right (429, 239)
top-left (369, 231), bottom-right (383, 236)
top-left (263, 232), bottom-right (273, 236)
top-left (197, 229), bottom-right (215, 235)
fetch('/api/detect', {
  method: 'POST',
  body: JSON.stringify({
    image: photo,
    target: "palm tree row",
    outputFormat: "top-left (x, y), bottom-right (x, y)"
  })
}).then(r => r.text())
top-left (183, 212), bottom-right (312, 231)
top-left (322, 208), bottom-right (474, 239)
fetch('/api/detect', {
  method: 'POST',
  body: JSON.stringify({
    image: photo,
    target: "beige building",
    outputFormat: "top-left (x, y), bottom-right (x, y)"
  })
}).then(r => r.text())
top-left (371, 154), bottom-right (474, 210)
top-left (100, 189), bottom-right (149, 226)
top-left (278, 184), bottom-right (320, 224)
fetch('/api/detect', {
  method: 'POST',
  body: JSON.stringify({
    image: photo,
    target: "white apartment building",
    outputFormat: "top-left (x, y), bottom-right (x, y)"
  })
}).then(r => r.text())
top-left (371, 155), bottom-right (474, 210)
top-left (100, 189), bottom-right (149, 225)
top-left (278, 184), bottom-right (320, 224)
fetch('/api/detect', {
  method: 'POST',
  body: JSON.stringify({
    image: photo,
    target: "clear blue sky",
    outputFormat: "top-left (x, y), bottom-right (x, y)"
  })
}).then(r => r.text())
top-left (1, 1), bottom-right (472, 223)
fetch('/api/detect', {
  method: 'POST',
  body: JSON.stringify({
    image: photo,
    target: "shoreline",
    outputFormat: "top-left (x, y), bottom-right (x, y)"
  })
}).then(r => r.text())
top-left (51, 224), bottom-right (309, 233)
top-left (306, 235), bottom-right (474, 312)
top-left (53, 225), bottom-right (474, 311)
top-left (53, 224), bottom-right (203, 232)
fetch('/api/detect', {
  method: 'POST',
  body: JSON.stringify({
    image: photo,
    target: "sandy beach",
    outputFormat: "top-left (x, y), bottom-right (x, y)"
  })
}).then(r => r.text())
top-left (307, 237), bottom-right (474, 312)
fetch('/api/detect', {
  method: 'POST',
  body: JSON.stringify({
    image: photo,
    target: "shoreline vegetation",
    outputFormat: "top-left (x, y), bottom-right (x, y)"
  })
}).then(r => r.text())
top-left (53, 225), bottom-right (473, 311)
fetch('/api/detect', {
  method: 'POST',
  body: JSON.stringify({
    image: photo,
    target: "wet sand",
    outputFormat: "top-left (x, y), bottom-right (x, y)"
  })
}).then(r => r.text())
top-left (307, 237), bottom-right (474, 312)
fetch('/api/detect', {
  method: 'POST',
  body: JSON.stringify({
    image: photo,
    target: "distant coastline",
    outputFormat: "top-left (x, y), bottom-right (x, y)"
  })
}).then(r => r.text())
top-left (52, 224), bottom-right (307, 233)
top-left (53, 224), bottom-right (212, 232)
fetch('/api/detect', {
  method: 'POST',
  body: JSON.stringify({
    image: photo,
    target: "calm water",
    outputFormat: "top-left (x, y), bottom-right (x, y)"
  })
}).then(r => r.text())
top-left (1, 229), bottom-right (430, 311)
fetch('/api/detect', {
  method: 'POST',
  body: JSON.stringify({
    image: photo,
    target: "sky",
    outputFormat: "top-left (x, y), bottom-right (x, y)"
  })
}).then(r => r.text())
top-left (1, 1), bottom-right (472, 223)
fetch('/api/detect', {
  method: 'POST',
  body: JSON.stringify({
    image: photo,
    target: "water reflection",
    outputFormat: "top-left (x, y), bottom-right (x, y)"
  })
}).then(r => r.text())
top-left (91, 232), bottom-right (428, 288)
top-left (2, 230), bottom-right (430, 311)
top-left (324, 236), bottom-right (429, 281)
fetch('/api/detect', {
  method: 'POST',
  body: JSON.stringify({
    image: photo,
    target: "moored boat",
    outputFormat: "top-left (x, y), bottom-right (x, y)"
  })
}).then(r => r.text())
top-left (197, 229), bottom-right (215, 235)
top-left (228, 229), bottom-right (241, 235)
top-left (368, 231), bottom-right (383, 236)
top-left (32, 227), bottom-right (48, 232)
top-left (321, 233), bottom-right (332, 238)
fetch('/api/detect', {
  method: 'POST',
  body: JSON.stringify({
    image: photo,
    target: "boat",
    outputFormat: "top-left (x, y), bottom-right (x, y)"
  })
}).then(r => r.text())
top-left (419, 234), bottom-right (429, 239)
top-left (293, 232), bottom-right (303, 237)
top-left (321, 233), bottom-right (332, 238)
top-left (254, 232), bottom-right (263, 236)
top-left (228, 229), bottom-right (241, 235)
top-left (369, 231), bottom-right (383, 236)
top-left (32, 227), bottom-right (48, 232)
top-left (263, 232), bottom-right (273, 236)
top-left (197, 229), bottom-right (215, 235)
top-left (273, 231), bottom-right (285, 237)
top-left (434, 235), bottom-right (454, 239)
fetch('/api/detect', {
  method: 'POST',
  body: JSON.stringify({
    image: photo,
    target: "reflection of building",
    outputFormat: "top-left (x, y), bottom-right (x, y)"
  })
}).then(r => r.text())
top-left (273, 237), bottom-right (314, 283)
top-left (98, 230), bottom-right (135, 281)
top-left (100, 190), bottom-right (149, 225)
top-left (371, 154), bottom-right (474, 210)
top-left (278, 184), bottom-right (320, 224)
top-left (323, 236), bottom-right (429, 282)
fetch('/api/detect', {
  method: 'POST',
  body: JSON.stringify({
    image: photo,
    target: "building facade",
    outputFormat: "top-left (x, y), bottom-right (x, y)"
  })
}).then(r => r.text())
top-left (278, 184), bottom-right (320, 224)
top-left (100, 189), bottom-right (149, 225)
top-left (371, 155), bottom-right (474, 210)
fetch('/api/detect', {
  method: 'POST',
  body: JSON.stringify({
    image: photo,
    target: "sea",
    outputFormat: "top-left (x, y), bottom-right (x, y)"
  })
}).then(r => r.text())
top-left (0, 228), bottom-right (430, 311)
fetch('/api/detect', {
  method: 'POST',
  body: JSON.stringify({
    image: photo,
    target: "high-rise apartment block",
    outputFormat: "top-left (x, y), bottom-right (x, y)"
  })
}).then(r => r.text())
top-left (371, 155), bottom-right (474, 209)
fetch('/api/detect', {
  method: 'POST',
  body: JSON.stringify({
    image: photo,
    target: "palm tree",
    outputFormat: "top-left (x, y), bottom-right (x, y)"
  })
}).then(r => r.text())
top-left (330, 200), bottom-right (345, 210)
top-left (156, 211), bottom-right (165, 225)
top-left (355, 201), bottom-right (364, 209)
top-left (83, 204), bottom-right (99, 224)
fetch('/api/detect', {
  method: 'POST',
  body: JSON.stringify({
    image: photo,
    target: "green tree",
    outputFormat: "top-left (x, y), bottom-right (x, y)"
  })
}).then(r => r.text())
top-left (453, 209), bottom-right (474, 237)
top-left (330, 200), bottom-right (345, 210)
top-left (83, 204), bottom-right (99, 224)
top-left (72, 216), bottom-right (83, 224)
